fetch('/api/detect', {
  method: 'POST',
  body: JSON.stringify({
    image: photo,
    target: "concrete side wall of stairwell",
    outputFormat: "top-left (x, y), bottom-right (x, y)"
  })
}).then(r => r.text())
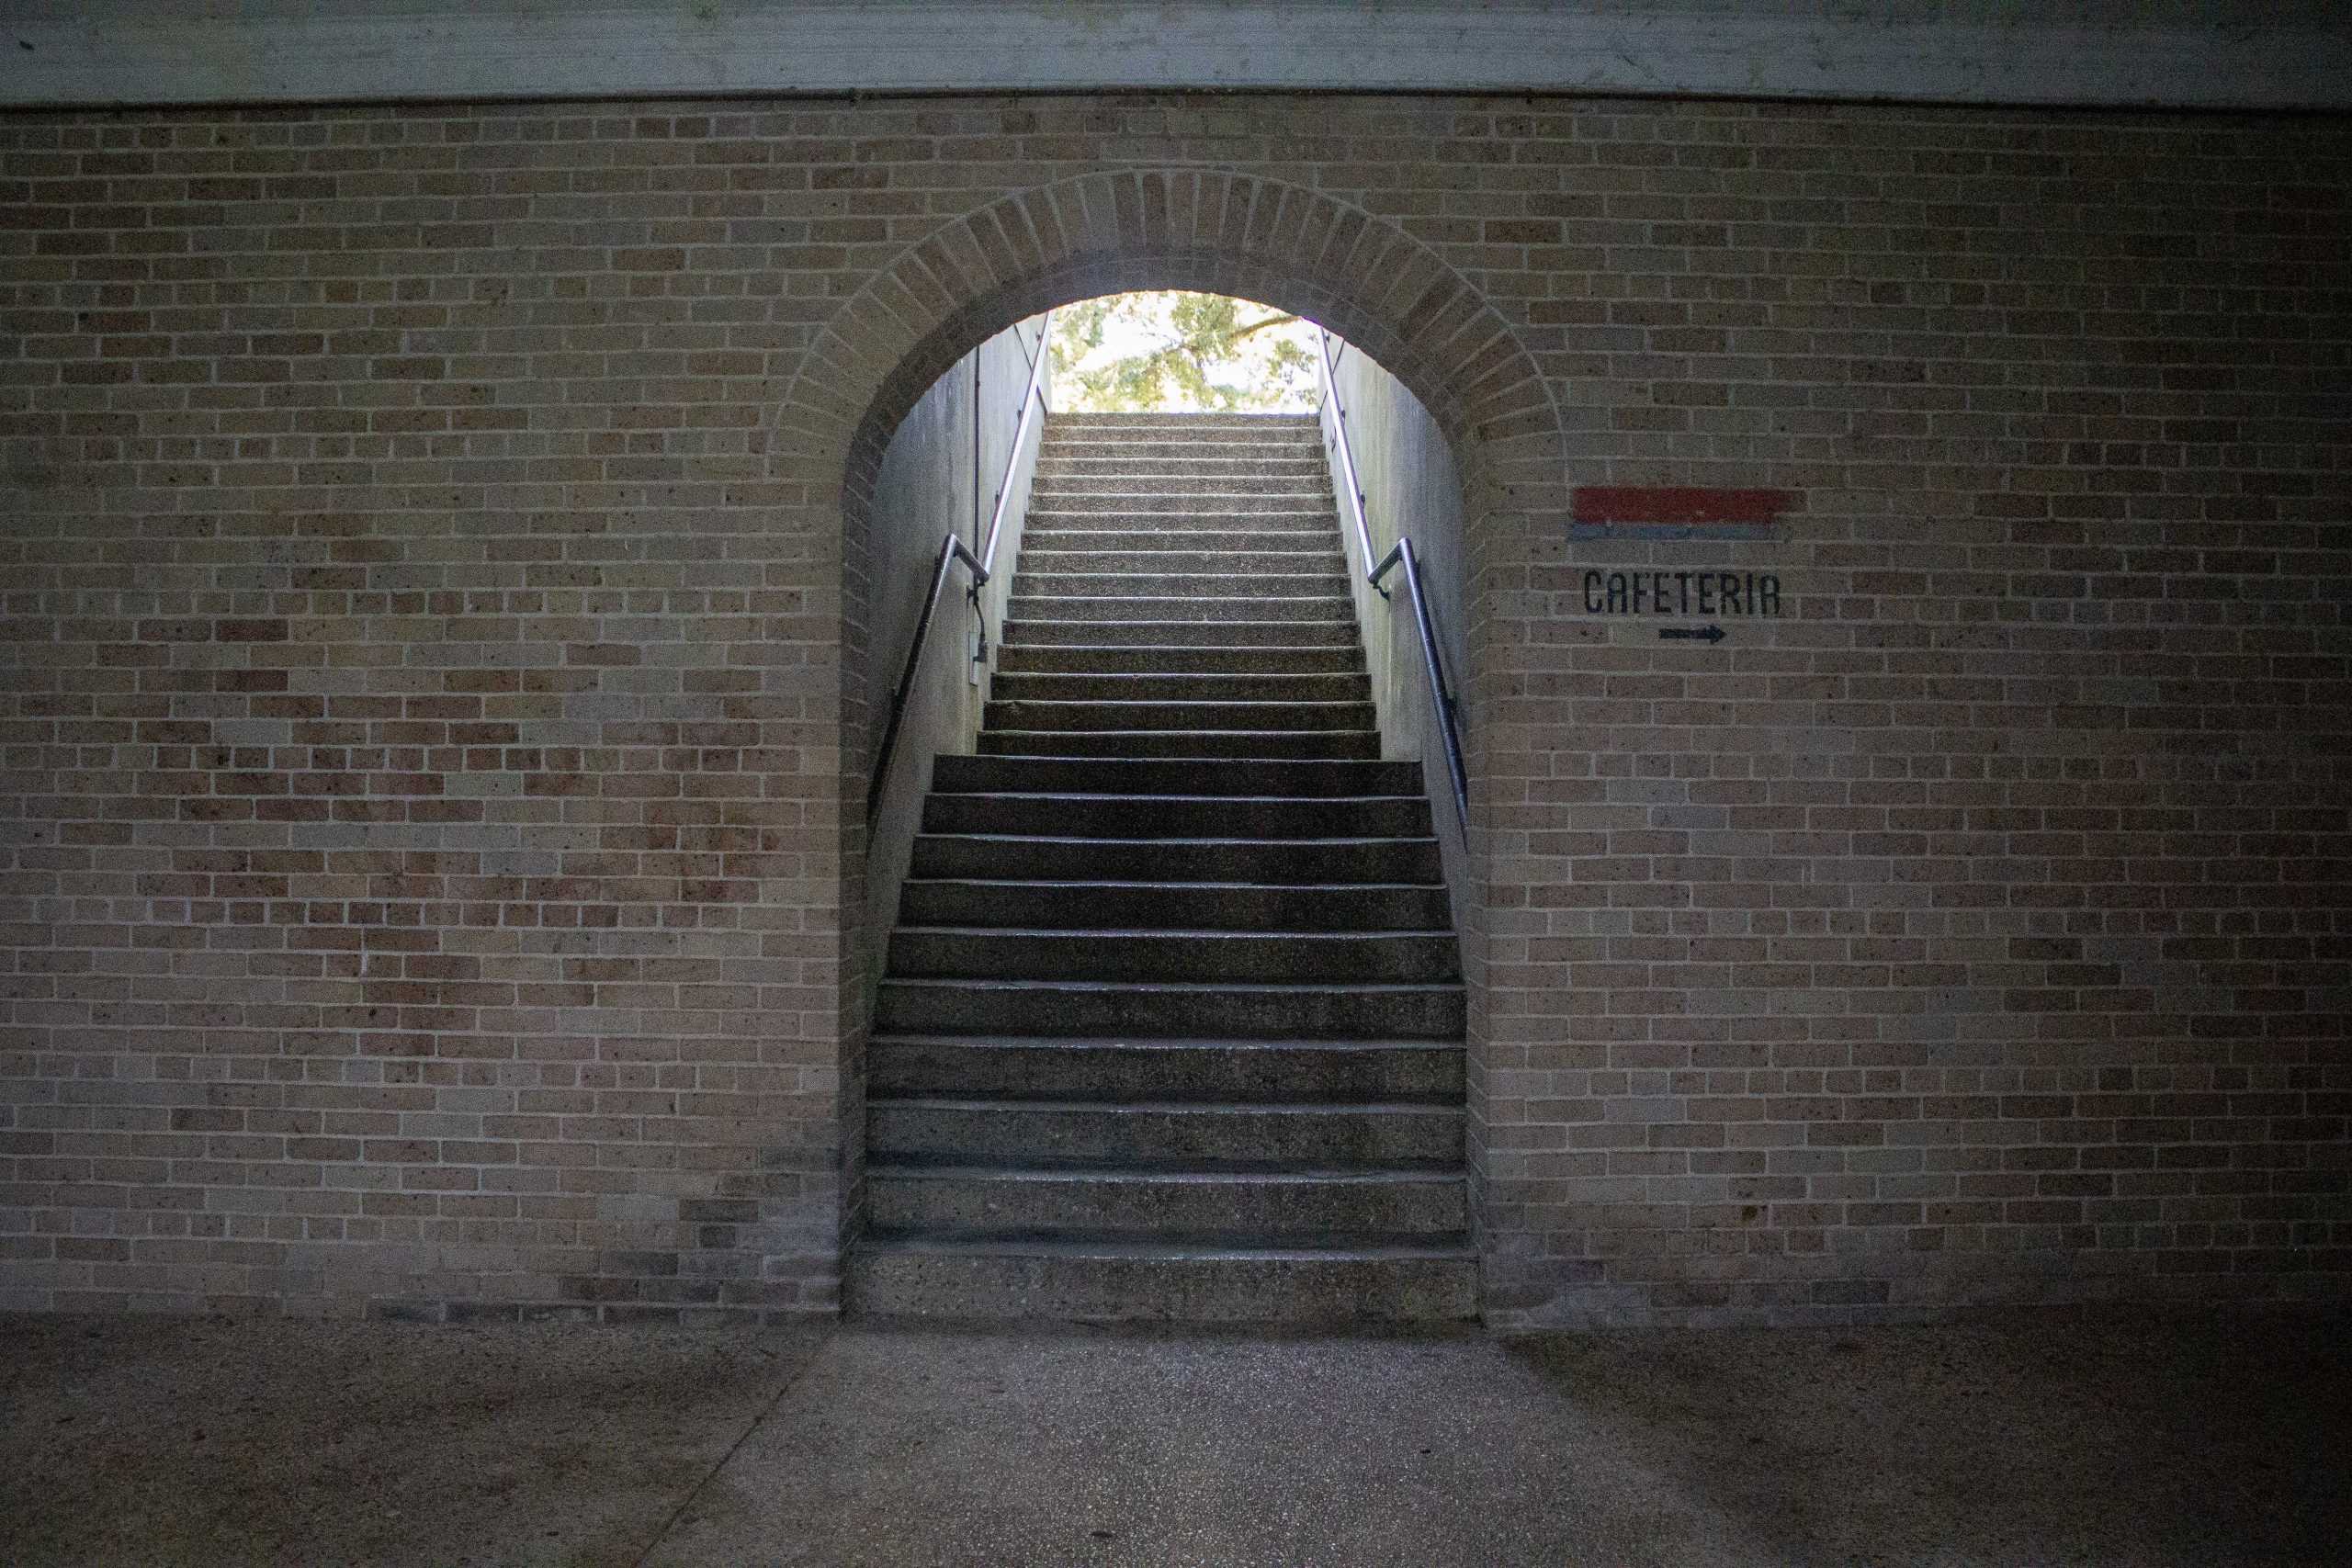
top-left (854, 316), bottom-right (1046, 1258)
top-left (0, 95), bottom-right (2345, 1325)
top-left (862, 320), bottom-right (1048, 1009)
top-left (971, 321), bottom-right (1051, 739)
top-left (1323, 343), bottom-right (1476, 906)
top-left (1320, 344), bottom-right (1487, 1242)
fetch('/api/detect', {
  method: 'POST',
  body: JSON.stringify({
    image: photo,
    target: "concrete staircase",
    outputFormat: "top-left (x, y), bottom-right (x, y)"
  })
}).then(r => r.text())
top-left (854, 411), bottom-right (1475, 1324)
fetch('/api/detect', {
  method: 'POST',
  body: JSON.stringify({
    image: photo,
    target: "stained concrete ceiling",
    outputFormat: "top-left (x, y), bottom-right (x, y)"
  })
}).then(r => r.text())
top-left (4, 1), bottom-right (2348, 111)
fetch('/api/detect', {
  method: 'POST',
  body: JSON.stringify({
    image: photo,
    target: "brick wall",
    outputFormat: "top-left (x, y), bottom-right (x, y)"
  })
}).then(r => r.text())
top-left (1, 95), bottom-right (2345, 1324)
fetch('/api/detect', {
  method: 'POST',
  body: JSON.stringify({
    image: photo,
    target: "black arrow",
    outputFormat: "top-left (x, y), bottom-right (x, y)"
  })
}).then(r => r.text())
top-left (1658, 624), bottom-right (1725, 644)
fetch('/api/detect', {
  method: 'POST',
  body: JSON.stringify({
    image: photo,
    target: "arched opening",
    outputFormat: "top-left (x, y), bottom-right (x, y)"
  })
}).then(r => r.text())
top-left (856, 288), bottom-right (1474, 1021)
top-left (766, 170), bottom-right (1571, 1319)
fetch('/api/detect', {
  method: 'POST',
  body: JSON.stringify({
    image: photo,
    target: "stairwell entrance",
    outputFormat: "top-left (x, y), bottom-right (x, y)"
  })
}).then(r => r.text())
top-left (772, 170), bottom-right (1572, 1325)
top-left (860, 403), bottom-right (1474, 1321)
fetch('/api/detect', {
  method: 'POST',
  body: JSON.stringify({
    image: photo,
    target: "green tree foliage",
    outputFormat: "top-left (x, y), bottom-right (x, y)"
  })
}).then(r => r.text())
top-left (1048, 292), bottom-right (1318, 412)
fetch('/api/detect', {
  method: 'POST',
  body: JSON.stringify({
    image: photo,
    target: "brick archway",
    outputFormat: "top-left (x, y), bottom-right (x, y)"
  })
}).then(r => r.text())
top-left (777, 168), bottom-right (1571, 1268)
top-left (809, 177), bottom-right (1558, 504)
top-left (774, 165), bottom-right (1567, 815)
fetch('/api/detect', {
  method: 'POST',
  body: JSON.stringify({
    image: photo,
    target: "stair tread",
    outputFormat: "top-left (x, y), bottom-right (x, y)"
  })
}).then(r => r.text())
top-left (942, 756), bottom-right (1404, 770)
top-left (1003, 625), bottom-right (1351, 632)
top-left (873, 1095), bottom-right (1462, 1111)
top-left (1035, 486), bottom-right (1336, 493)
top-left (1022, 535), bottom-right (1340, 545)
top-left (930, 789), bottom-right (1419, 802)
top-left (861, 1236), bottom-right (1476, 1261)
top-left (1025, 573), bottom-right (1354, 581)
top-left (872, 1232), bottom-right (1473, 1253)
top-left (944, 756), bottom-right (1403, 768)
top-left (1003, 620), bottom-right (1355, 628)
top-left (994, 682), bottom-right (1370, 694)
top-left (1008, 597), bottom-right (1348, 605)
top-left (1018, 578), bottom-right (1344, 586)
top-left (969, 739), bottom-right (1380, 754)
top-left (978, 738), bottom-right (1383, 757)
top-left (894, 925), bottom-right (1453, 939)
top-left (868, 1163), bottom-right (1464, 1182)
top-left (978, 726), bottom-right (1378, 731)
top-left (871, 1157), bottom-right (1463, 1178)
top-left (914, 832), bottom-right (1436, 847)
top-left (881, 977), bottom-right (1464, 994)
top-left (1023, 522), bottom-right (1338, 532)
top-left (926, 761), bottom-right (1411, 799)
top-left (900, 879), bottom-right (1443, 891)
top-left (871, 1032), bottom-right (1459, 1050)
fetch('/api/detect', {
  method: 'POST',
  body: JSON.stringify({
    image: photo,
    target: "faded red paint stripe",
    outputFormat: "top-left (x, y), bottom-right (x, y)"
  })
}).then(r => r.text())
top-left (1573, 486), bottom-right (1796, 525)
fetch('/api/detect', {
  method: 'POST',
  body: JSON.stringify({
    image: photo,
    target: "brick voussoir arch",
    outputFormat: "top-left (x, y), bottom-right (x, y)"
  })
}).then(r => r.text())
top-left (772, 169), bottom-right (1566, 519)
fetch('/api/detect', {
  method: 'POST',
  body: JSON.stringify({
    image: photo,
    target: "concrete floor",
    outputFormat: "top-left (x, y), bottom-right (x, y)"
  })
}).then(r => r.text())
top-left (2, 1310), bottom-right (2345, 1566)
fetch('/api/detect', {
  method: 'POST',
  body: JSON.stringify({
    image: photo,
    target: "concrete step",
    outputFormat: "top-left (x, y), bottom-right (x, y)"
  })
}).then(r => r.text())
top-left (1003, 617), bottom-right (1359, 646)
top-left (1035, 453), bottom-right (1328, 477)
top-left (1039, 425), bottom-right (1323, 441)
top-left (867, 1035), bottom-right (1464, 1101)
top-left (874, 977), bottom-right (1466, 1039)
top-left (888, 927), bottom-right (1461, 984)
top-left (989, 671), bottom-right (1370, 704)
top-left (981, 698), bottom-right (1377, 735)
top-left (1017, 547), bottom-right (1342, 575)
top-left (848, 1239), bottom-right (1478, 1324)
top-left (922, 792), bottom-right (1430, 839)
top-left (1033, 472), bottom-right (1333, 497)
top-left (897, 879), bottom-right (1452, 932)
top-left (977, 728), bottom-right (1382, 759)
top-left (866, 1166), bottom-right (1470, 1242)
top-left (868, 1097), bottom-right (1465, 1167)
top-left (1047, 412), bottom-right (1318, 434)
top-left (1038, 435), bottom-right (1322, 457)
top-left (1007, 596), bottom-right (1352, 624)
top-left (932, 754), bottom-right (1416, 797)
top-left (1027, 491), bottom-right (1338, 516)
top-left (907, 833), bottom-right (1442, 884)
top-left (983, 700), bottom-right (1383, 738)
top-left (1040, 425), bottom-right (1321, 445)
top-left (1019, 526), bottom-right (1342, 554)
top-left (995, 643), bottom-right (1363, 674)
top-left (1012, 570), bottom-right (1348, 600)
top-left (1030, 517), bottom-right (1345, 536)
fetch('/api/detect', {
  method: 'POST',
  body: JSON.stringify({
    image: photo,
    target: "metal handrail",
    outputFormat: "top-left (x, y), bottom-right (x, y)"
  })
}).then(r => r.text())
top-left (1317, 327), bottom-right (1470, 835)
top-left (1317, 330), bottom-right (1380, 593)
top-left (980, 311), bottom-right (1053, 578)
top-left (1371, 536), bottom-right (1468, 833)
top-left (865, 310), bottom-right (1053, 821)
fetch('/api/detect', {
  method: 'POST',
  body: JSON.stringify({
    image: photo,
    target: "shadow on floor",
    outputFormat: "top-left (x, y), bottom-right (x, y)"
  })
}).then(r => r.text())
top-left (0, 1314), bottom-right (827, 1566)
top-left (3, 1307), bottom-right (2346, 1565)
top-left (1504, 1308), bottom-right (2352, 1565)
